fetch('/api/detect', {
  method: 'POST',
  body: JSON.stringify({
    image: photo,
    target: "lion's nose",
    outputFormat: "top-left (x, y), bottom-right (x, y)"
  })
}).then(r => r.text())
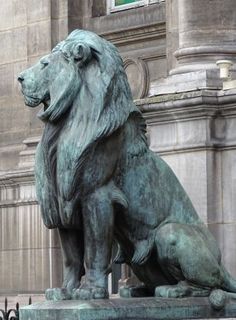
top-left (17, 74), bottom-right (24, 83)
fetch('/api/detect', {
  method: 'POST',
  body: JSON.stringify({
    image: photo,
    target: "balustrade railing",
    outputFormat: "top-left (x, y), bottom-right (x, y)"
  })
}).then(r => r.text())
top-left (0, 297), bottom-right (31, 320)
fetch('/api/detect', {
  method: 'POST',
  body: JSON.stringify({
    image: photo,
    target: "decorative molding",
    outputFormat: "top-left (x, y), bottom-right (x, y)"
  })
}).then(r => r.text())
top-left (170, 46), bottom-right (236, 75)
top-left (175, 45), bottom-right (236, 60)
top-left (19, 136), bottom-right (40, 168)
top-left (0, 169), bottom-right (34, 185)
top-left (135, 89), bottom-right (236, 153)
top-left (150, 70), bottom-right (223, 95)
top-left (136, 90), bottom-right (219, 123)
top-left (101, 22), bottom-right (166, 46)
top-left (151, 143), bottom-right (236, 156)
top-left (124, 58), bottom-right (149, 99)
top-left (142, 53), bottom-right (166, 62)
top-left (0, 199), bottom-right (38, 209)
top-left (136, 90), bottom-right (236, 118)
top-left (0, 169), bottom-right (35, 205)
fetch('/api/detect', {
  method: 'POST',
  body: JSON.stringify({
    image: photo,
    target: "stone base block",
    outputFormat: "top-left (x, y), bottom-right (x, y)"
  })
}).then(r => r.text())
top-left (149, 70), bottom-right (224, 95)
top-left (20, 297), bottom-right (236, 320)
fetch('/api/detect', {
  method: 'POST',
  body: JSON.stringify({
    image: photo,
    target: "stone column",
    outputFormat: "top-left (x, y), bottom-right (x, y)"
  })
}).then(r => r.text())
top-left (171, 0), bottom-right (236, 75)
top-left (165, 0), bottom-right (179, 74)
top-left (151, 0), bottom-right (236, 95)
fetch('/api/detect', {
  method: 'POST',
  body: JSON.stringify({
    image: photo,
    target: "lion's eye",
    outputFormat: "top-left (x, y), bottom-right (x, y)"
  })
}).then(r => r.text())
top-left (40, 60), bottom-right (49, 69)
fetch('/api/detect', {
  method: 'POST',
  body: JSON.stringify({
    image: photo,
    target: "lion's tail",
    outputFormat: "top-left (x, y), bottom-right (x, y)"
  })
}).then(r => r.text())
top-left (208, 265), bottom-right (236, 309)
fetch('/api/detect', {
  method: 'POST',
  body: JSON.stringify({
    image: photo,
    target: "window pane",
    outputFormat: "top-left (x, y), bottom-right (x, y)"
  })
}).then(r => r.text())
top-left (115, 0), bottom-right (142, 6)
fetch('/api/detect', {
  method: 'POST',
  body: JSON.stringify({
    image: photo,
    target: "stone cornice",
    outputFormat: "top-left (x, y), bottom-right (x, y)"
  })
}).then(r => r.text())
top-left (150, 143), bottom-right (236, 156)
top-left (136, 89), bottom-right (236, 124)
top-left (0, 199), bottom-right (38, 209)
top-left (175, 45), bottom-right (236, 60)
top-left (136, 89), bottom-right (236, 154)
top-left (101, 22), bottom-right (166, 46)
top-left (0, 168), bottom-right (36, 204)
top-left (0, 168), bottom-right (34, 186)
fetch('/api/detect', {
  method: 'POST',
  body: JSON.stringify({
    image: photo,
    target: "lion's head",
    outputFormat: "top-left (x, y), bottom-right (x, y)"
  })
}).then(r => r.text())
top-left (18, 29), bottom-right (138, 126)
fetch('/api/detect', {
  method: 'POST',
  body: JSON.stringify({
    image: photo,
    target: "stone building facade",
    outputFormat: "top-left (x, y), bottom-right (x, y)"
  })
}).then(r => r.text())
top-left (0, 0), bottom-right (236, 297)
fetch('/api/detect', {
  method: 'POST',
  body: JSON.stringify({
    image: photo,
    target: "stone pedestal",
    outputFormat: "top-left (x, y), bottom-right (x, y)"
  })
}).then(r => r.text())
top-left (19, 297), bottom-right (236, 320)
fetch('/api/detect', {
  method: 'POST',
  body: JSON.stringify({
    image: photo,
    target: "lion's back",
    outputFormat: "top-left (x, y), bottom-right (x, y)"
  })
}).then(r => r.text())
top-left (119, 148), bottom-right (202, 228)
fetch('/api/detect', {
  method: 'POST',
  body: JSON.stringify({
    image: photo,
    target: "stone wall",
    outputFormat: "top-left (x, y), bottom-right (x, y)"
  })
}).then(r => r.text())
top-left (0, 0), bottom-right (66, 295)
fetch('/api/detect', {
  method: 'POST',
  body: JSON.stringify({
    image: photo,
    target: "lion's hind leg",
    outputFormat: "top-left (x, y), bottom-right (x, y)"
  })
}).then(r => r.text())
top-left (155, 223), bottom-right (225, 299)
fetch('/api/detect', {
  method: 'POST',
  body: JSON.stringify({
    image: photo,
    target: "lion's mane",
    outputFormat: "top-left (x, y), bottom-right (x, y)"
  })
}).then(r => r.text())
top-left (35, 30), bottom-right (141, 228)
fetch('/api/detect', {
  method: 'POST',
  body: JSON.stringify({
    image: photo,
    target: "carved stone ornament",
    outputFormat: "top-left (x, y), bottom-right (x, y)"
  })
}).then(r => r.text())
top-left (18, 29), bottom-right (236, 309)
top-left (124, 58), bottom-right (149, 99)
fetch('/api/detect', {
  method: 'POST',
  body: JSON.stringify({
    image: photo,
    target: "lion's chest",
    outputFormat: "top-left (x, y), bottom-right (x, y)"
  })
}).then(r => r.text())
top-left (56, 128), bottom-right (123, 198)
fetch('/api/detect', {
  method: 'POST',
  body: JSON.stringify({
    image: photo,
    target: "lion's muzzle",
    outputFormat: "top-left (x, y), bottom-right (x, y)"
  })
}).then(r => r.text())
top-left (18, 74), bottom-right (24, 83)
top-left (18, 70), bottom-right (44, 108)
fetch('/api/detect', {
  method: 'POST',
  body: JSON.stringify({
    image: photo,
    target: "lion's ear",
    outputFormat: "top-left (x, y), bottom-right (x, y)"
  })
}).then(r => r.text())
top-left (72, 43), bottom-right (92, 66)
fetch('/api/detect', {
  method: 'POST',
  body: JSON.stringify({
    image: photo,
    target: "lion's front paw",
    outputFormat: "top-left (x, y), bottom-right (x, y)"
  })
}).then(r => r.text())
top-left (45, 288), bottom-right (72, 301)
top-left (72, 286), bottom-right (109, 300)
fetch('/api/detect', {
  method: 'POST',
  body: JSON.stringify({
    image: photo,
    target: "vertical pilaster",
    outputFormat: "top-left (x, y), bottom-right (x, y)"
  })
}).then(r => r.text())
top-left (172, 0), bottom-right (236, 75)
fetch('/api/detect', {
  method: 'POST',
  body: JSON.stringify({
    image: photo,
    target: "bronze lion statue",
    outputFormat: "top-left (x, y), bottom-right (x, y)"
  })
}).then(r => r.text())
top-left (18, 29), bottom-right (236, 308)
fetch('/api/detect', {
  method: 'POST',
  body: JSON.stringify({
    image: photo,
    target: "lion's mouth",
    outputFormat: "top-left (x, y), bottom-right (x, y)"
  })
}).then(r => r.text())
top-left (22, 91), bottom-right (50, 110)
top-left (23, 94), bottom-right (42, 107)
